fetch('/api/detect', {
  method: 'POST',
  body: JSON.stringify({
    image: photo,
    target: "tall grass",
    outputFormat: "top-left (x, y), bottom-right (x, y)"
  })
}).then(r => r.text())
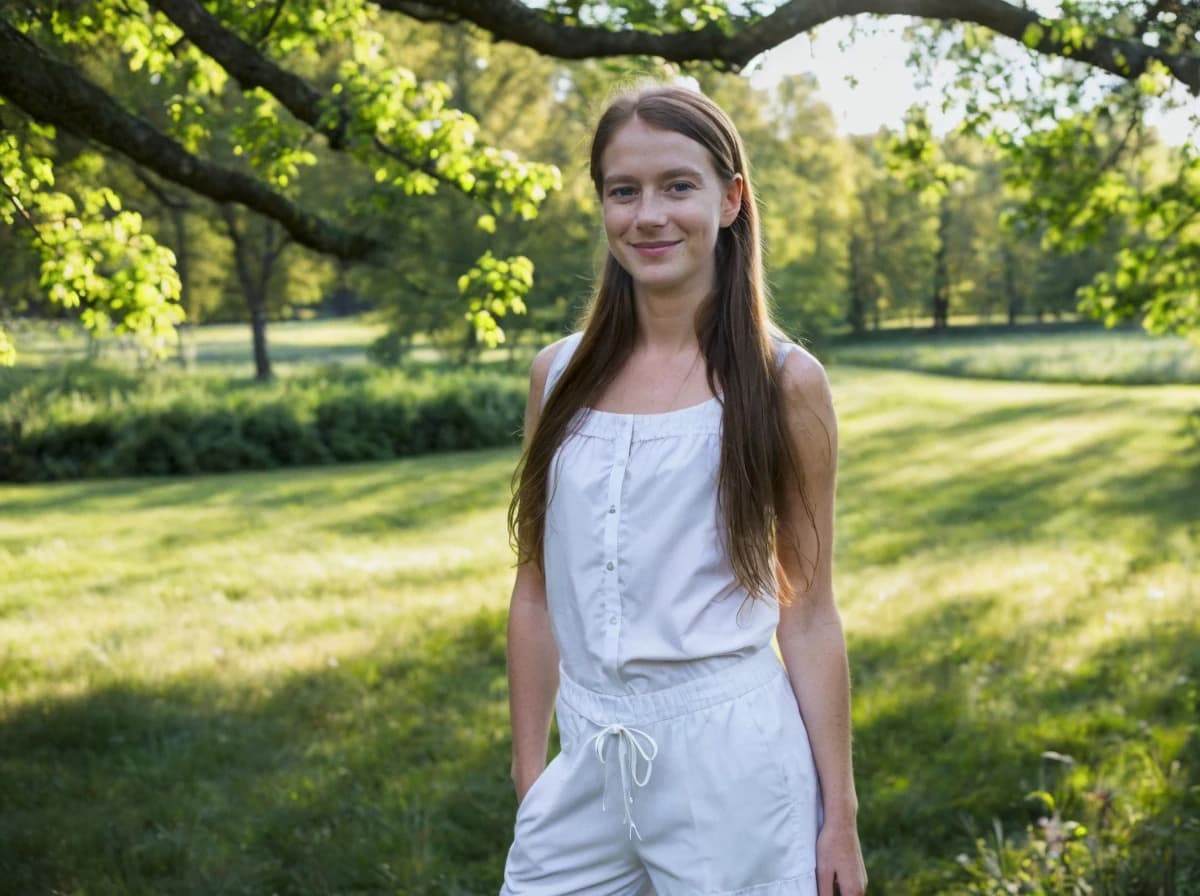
top-left (1, 368), bottom-right (1197, 893)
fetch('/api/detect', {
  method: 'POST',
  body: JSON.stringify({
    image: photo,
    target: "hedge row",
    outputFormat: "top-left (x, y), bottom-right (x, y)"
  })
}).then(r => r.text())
top-left (0, 363), bottom-right (528, 481)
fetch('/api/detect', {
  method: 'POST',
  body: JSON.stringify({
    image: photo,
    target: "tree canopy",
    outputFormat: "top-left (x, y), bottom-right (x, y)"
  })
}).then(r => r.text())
top-left (1, 0), bottom-right (1197, 365)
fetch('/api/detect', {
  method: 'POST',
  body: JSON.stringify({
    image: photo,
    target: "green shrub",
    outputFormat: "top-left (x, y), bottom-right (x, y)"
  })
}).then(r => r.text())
top-left (314, 392), bottom-right (409, 462)
top-left (240, 402), bottom-right (329, 466)
top-left (22, 418), bottom-right (117, 480)
top-left (0, 363), bottom-right (527, 480)
top-left (101, 414), bottom-right (199, 477)
top-left (366, 329), bottom-right (410, 367)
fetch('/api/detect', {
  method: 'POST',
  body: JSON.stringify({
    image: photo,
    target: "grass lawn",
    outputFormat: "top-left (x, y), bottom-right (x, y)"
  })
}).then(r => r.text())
top-left (2, 368), bottom-right (1198, 894)
top-left (6, 318), bottom-right (545, 377)
top-left (828, 327), bottom-right (1200, 385)
top-left (12, 317), bottom-right (1199, 386)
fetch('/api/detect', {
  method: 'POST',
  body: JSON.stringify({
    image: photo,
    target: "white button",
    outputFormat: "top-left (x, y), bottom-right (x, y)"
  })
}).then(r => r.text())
top-left (606, 561), bottom-right (614, 571)
top-left (609, 615), bottom-right (618, 625)
top-left (608, 505), bottom-right (616, 514)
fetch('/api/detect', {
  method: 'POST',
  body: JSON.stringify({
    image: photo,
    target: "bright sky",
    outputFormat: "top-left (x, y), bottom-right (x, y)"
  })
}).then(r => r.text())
top-left (745, 17), bottom-right (1197, 145)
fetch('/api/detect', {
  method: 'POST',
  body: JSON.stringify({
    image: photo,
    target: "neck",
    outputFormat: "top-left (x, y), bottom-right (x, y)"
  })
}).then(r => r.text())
top-left (632, 285), bottom-right (708, 354)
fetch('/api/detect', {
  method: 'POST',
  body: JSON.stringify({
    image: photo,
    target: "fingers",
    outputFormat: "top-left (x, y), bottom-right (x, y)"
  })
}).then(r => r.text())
top-left (817, 863), bottom-right (836, 896)
top-left (836, 868), bottom-right (869, 896)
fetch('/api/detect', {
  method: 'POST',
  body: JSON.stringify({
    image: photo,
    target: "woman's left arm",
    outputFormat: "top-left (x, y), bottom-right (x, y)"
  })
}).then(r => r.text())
top-left (774, 349), bottom-right (867, 896)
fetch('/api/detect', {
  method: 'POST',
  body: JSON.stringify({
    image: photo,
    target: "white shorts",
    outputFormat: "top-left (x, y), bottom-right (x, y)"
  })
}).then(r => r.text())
top-left (501, 650), bottom-right (822, 895)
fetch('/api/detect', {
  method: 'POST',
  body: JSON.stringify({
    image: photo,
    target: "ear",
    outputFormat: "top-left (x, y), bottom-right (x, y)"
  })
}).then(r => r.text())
top-left (720, 174), bottom-right (744, 228)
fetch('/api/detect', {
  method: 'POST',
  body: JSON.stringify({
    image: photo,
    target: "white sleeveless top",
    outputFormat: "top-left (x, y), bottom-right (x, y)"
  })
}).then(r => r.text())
top-left (542, 332), bottom-right (791, 696)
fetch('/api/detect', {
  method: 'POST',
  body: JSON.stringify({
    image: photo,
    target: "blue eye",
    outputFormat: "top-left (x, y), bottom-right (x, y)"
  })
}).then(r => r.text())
top-left (667, 182), bottom-right (696, 194)
top-left (608, 186), bottom-right (637, 199)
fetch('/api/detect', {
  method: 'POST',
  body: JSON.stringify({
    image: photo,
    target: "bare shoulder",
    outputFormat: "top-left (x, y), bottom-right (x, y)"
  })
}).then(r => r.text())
top-left (778, 344), bottom-right (834, 418)
top-left (526, 333), bottom-right (577, 418)
top-left (776, 344), bottom-right (837, 473)
top-left (529, 334), bottom-right (573, 386)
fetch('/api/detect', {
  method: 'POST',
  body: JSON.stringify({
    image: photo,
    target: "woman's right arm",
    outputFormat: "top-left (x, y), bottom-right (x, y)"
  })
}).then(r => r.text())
top-left (507, 340), bottom-right (566, 802)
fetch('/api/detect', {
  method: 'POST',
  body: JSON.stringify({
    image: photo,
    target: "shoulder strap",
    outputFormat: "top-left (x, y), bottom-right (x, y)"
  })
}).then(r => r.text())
top-left (543, 332), bottom-right (584, 404)
top-left (773, 337), bottom-right (795, 371)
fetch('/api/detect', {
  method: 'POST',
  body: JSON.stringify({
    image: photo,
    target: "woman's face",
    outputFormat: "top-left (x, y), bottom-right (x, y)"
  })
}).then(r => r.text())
top-left (599, 118), bottom-right (742, 301)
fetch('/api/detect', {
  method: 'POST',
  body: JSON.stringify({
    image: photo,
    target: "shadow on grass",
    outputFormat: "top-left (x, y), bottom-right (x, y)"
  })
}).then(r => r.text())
top-left (0, 606), bottom-right (524, 896)
top-left (840, 390), bottom-right (1200, 566)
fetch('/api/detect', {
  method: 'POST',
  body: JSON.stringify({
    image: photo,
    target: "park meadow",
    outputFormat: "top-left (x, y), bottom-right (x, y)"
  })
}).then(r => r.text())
top-left (1, 321), bottom-right (1197, 895)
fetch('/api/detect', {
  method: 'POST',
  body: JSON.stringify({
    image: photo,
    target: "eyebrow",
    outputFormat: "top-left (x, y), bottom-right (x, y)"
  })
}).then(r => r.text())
top-left (603, 166), bottom-right (707, 188)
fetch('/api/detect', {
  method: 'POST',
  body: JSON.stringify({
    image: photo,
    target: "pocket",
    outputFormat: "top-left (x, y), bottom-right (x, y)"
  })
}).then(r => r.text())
top-left (682, 682), bottom-right (806, 892)
top-left (764, 676), bottom-right (822, 848)
top-left (514, 753), bottom-right (562, 827)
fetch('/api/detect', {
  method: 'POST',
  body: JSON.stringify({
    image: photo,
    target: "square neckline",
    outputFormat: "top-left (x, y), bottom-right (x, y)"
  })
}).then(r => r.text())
top-left (583, 393), bottom-right (722, 421)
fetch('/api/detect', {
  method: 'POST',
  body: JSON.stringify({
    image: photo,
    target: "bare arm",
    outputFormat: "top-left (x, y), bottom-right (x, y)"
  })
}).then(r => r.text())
top-left (774, 349), bottom-right (867, 896)
top-left (507, 339), bottom-right (567, 802)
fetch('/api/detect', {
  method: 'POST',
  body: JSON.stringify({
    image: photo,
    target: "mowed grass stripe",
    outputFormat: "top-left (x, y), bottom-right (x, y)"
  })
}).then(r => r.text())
top-left (1, 368), bottom-right (1197, 894)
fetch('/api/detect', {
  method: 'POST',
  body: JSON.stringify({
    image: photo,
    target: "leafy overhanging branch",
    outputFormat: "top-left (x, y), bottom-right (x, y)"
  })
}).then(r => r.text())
top-left (0, 118), bottom-right (185, 357)
top-left (147, 0), bottom-right (559, 217)
top-left (147, 0), bottom-right (359, 151)
top-left (376, 0), bottom-right (1200, 93)
top-left (0, 17), bottom-right (379, 259)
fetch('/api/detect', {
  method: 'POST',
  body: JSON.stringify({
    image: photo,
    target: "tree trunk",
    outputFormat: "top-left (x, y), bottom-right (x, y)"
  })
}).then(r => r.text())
top-left (931, 202), bottom-right (950, 331)
top-left (249, 299), bottom-right (271, 381)
top-left (1004, 244), bottom-right (1020, 326)
top-left (167, 202), bottom-right (197, 368)
top-left (221, 203), bottom-right (276, 381)
top-left (847, 230), bottom-right (867, 335)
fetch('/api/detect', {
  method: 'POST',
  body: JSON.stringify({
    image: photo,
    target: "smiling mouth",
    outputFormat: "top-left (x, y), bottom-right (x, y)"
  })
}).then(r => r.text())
top-left (632, 241), bottom-right (680, 250)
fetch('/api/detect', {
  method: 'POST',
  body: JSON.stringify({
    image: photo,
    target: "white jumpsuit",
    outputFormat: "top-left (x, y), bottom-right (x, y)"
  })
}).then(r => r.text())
top-left (501, 333), bottom-right (822, 896)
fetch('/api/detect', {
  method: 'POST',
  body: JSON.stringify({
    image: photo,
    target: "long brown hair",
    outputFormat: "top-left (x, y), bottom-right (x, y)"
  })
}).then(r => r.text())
top-left (509, 83), bottom-right (816, 602)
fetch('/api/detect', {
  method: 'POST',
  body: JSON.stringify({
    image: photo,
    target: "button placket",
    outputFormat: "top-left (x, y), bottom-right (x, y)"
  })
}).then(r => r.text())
top-left (601, 421), bottom-right (634, 673)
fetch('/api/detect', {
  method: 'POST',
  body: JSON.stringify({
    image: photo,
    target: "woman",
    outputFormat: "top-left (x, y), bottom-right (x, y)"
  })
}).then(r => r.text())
top-left (502, 83), bottom-right (867, 896)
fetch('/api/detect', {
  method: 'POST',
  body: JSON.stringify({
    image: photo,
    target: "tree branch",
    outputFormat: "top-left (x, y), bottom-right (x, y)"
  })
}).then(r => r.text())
top-left (377, 0), bottom-right (1200, 93)
top-left (254, 0), bottom-right (288, 47)
top-left (146, 0), bottom-right (353, 147)
top-left (131, 165), bottom-right (189, 211)
top-left (148, 0), bottom-right (458, 183)
top-left (0, 17), bottom-right (378, 259)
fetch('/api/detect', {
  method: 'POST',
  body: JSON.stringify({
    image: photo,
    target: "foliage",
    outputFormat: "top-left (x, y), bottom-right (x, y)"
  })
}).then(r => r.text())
top-left (960, 798), bottom-right (1097, 895)
top-left (458, 251), bottom-right (534, 349)
top-left (958, 747), bottom-right (1200, 895)
top-left (0, 0), bottom-right (561, 366)
top-left (906, 6), bottom-right (1200, 340)
top-left (1, 0), bottom-right (1197, 368)
top-left (0, 109), bottom-right (184, 358)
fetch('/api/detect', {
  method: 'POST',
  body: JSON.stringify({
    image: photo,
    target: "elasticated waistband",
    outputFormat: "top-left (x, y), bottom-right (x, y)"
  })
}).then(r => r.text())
top-left (557, 649), bottom-right (784, 726)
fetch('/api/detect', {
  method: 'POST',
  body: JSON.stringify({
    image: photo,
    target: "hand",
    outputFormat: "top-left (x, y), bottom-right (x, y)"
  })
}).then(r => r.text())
top-left (816, 817), bottom-right (867, 896)
top-left (512, 762), bottom-right (546, 805)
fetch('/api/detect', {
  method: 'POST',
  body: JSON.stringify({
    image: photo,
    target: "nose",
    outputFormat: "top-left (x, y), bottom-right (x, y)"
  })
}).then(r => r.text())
top-left (633, 193), bottom-right (668, 229)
